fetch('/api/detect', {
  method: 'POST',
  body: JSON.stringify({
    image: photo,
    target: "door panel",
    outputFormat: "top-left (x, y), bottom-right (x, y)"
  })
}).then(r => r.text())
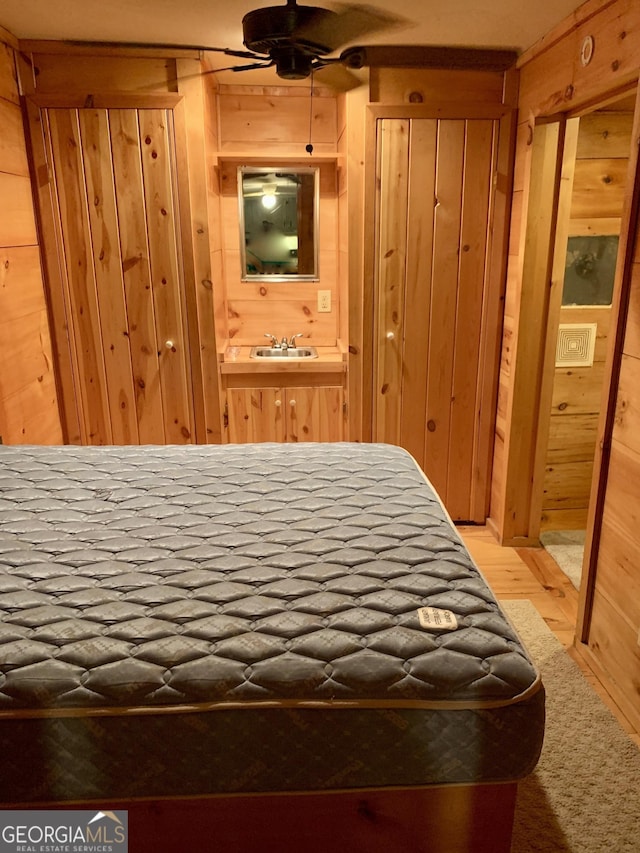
top-left (287, 387), bottom-right (344, 442)
top-left (400, 120), bottom-right (437, 463)
top-left (226, 388), bottom-right (284, 443)
top-left (374, 116), bottom-right (501, 522)
top-left (108, 109), bottom-right (166, 443)
top-left (375, 119), bottom-right (410, 447)
top-left (424, 119), bottom-right (466, 498)
top-left (138, 110), bottom-right (193, 443)
top-left (79, 109), bottom-right (140, 444)
top-left (447, 120), bottom-right (494, 514)
top-left (48, 109), bottom-right (112, 444)
top-left (44, 106), bottom-right (194, 445)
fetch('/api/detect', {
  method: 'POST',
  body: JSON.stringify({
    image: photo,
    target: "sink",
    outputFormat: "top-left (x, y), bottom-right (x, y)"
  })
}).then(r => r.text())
top-left (250, 346), bottom-right (318, 360)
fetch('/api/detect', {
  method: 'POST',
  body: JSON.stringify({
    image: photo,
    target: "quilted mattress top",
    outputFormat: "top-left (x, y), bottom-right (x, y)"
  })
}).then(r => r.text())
top-left (0, 443), bottom-right (540, 715)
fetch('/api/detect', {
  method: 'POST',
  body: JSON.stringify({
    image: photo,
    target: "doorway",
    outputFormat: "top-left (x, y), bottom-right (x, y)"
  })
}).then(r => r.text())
top-left (534, 90), bottom-right (637, 589)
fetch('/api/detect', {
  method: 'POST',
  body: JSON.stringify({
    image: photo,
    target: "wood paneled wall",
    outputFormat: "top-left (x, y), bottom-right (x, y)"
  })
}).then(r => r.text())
top-left (338, 83), bottom-right (368, 441)
top-left (541, 108), bottom-right (632, 530)
top-left (0, 33), bottom-right (62, 444)
top-left (370, 67), bottom-right (508, 105)
top-left (490, 0), bottom-right (640, 729)
top-left (201, 72), bottom-right (227, 357)
top-left (541, 305), bottom-right (610, 529)
top-left (214, 84), bottom-right (341, 348)
top-left (584, 142), bottom-right (640, 731)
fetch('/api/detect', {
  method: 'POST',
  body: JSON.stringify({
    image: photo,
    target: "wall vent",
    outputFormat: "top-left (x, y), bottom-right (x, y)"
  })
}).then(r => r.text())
top-left (555, 323), bottom-right (597, 368)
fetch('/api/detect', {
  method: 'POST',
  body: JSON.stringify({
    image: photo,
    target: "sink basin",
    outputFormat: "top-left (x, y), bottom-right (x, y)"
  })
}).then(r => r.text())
top-left (250, 346), bottom-right (318, 360)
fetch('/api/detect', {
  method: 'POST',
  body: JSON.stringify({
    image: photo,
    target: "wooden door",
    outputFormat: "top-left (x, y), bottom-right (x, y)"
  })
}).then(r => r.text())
top-left (40, 106), bottom-right (195, 444)
top-left (226, 387), bottom-right (285, 443)
top-left (287, 386), bottom-right (344, 442)
top-left (373, 114), bottom-right (507, 522)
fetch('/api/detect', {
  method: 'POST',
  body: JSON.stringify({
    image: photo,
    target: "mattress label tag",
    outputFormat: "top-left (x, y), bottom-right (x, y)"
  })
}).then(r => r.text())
top-left (417, 607), bottom-right (458, 631)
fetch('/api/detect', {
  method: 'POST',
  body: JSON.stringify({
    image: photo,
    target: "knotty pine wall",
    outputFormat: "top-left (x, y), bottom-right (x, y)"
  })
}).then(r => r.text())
top-left (541, 107), bottom-right (633, 531)
top-left (337, 83), bottom-right (368, 441)
top-left (214, 84), bottom-right (342, 348)
top-left (540, 304), bottom-right (610, 530)
top-left (490, 0), bottom-right (640, 729)
top-left (202, 71), bottom-right (227, 356)
top-left (0, 31), bottom-right (62, 444)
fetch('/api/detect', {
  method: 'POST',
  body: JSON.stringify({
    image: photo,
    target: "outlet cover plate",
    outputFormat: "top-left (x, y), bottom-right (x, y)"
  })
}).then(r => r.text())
top-left (318, 290), bottom-right (331, 312)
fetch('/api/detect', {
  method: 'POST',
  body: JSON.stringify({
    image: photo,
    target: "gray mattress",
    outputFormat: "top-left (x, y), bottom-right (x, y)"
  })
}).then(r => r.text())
top-left (0, 442), bottom-right (544, 803)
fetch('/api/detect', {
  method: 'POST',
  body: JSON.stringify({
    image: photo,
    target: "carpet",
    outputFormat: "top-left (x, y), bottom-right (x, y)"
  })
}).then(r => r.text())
top-left (539, 530), bottom-right (585, 589)
top-left (503, 600), bottom-right (640, 852)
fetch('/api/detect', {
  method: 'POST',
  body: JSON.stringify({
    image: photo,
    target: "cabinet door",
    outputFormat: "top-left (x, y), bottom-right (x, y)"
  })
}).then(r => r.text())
top-left (374, 116), bottom-right (506, 521)
top-left (40, 106), bottom-right (197, 445)
top-left (286, 387), bottom-right (344, 442)
top-left (226, 387), bottom-right (284, 443)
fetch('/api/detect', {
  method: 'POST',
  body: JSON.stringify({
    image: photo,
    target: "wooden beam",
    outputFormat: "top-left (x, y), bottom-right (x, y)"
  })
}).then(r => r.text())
top-left (0, 25), bottom-right (18, 50)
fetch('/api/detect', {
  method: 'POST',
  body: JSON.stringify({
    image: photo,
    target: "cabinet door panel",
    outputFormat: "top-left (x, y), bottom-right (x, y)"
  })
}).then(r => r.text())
top-left (42, 105), bottom-right (196, 445)
top-left (374, 115), bottom-right (502, 522)
top-left (287, 387), bottom-right (344, 442)
top-left (227, 387), bottom-right (284, 443)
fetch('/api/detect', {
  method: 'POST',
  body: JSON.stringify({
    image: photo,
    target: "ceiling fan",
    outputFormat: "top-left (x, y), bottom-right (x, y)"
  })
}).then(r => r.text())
top-left (214, 0), bottom-right (408, 80)
top-left (65, 0), bottom-right (410, 82)
top-left (64, 0), bottom-right (517, 84)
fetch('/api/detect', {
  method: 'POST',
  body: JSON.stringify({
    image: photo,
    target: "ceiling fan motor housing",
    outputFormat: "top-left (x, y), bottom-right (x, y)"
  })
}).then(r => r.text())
top-left (242, 3), bottom-right (337, 57)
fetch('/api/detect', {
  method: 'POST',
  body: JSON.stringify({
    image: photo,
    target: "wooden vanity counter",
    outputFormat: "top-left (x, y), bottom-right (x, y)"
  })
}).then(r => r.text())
top-left (219, 346), bottom-right (346, 375)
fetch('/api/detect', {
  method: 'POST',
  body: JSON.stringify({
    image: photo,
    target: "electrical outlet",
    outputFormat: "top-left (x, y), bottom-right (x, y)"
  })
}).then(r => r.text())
top-left (318, 290), bottom-right (331, 312)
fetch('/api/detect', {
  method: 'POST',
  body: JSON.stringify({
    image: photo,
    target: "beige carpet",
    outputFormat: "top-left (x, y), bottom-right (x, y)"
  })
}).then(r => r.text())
top-left (539, 530), bottom-right (585, 589)
top-left (503, 600), bottom-right (640, 852)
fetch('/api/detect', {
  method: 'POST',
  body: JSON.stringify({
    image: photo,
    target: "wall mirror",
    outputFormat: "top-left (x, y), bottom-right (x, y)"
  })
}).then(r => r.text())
top-left (239, 166), bottom-right (319, 281)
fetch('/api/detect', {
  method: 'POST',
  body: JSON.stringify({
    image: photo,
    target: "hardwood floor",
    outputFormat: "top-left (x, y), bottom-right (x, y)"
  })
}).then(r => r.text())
top-left (458, 526), bottom-right (640, 749)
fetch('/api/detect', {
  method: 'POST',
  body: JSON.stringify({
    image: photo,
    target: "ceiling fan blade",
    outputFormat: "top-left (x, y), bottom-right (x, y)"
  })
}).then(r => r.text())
top-left (340, 44), bottom-right (518, 72)
top-left (295, 2), bottom-right (412, 53)
top-left (62, 39), bottom-right (264, 61)
top-left (210, 46), bottom-right (268, 60)
top-left (311, 58), bottom-right (364, 90)
top-left (199, 57), bottom-right (275, 74)
top-left (229, 60), bottom-right (277, 72)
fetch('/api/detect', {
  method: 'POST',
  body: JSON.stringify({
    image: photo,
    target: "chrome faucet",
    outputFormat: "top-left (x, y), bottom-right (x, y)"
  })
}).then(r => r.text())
top-left (264, 333), bottom-right (281, 349)
top-left (264, 333), bottom-right (304, 350)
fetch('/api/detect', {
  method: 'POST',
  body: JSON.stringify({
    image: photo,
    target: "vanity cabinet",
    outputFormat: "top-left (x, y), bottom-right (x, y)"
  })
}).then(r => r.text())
top-left (226, 385), bottom-right (344, 443)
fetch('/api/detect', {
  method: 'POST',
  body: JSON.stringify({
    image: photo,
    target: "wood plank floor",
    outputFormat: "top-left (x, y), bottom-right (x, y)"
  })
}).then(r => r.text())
top-left (458, 526), bottom-right (640, 749)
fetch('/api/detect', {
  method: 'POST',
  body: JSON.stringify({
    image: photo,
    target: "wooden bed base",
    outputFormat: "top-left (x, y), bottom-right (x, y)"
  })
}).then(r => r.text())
top-left (16, 783), bottom-right (518, 853)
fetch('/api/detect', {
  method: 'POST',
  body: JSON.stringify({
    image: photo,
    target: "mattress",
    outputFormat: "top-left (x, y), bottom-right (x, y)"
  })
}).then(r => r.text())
top-left (0, 442), bottom-right (544, 803)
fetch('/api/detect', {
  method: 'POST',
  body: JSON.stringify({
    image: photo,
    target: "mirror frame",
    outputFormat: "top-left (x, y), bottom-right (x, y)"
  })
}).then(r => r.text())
top-left (238, 165), bottom-right (320, 282)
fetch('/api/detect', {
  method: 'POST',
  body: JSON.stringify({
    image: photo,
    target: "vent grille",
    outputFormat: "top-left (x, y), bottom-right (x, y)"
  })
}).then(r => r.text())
top-left (555, 323), bottom-right (597, 368)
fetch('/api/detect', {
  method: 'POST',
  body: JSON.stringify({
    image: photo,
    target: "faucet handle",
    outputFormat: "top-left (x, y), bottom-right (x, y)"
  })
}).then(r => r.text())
top-left (289, 333), bottom-right (304, 348)
top-left (264, 333), bottom-right (280, 348)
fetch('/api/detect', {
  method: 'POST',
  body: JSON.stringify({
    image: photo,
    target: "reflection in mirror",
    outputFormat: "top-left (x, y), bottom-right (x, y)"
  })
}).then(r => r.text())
top-left (562, 235), bottom-right (618, 306)
top-left (239, 167), bottom-right (319, 281)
